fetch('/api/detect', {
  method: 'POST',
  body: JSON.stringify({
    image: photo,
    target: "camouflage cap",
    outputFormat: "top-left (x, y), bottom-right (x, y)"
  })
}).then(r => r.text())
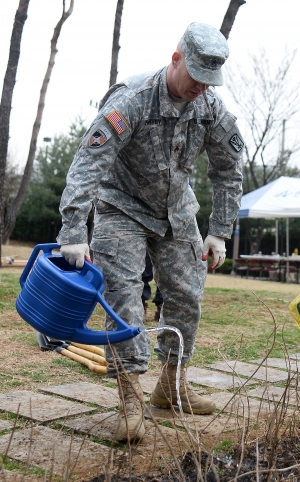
top-left (180, 22), bottom-right (229, 86)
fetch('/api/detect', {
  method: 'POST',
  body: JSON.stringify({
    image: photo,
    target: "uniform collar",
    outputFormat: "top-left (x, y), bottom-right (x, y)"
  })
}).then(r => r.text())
top-left (159, 67), bottom-right (208, 122)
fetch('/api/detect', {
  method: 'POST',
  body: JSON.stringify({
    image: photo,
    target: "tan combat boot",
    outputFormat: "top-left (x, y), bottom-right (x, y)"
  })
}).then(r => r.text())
top-left (115, 372), bottom-right (146, 442)
top-left (150, 363), bottom-right (216, 414)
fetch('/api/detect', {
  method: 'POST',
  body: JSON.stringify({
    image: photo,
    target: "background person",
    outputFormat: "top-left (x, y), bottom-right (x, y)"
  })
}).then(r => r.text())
top-left (141, 251), bottom-right (163, 320)
top-left (57, 22), bottom-right (243, 443)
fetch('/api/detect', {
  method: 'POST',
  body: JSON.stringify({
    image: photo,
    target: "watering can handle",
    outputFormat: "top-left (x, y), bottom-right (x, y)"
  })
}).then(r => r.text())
top-left (73, 258), bottom-right (141, 344)
top-left (20, 243), bottom-right (60, 288)
top-left (19, 244), bottom-right (141, 344)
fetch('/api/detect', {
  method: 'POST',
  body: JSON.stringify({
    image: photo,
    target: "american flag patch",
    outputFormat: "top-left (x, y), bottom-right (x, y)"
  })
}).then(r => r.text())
top-left (105, 110), bottom-right (128, 135)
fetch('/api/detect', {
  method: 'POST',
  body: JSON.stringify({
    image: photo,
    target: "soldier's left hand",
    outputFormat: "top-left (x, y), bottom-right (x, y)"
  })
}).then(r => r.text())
top-left (202, 235), bottom-right (226, 270)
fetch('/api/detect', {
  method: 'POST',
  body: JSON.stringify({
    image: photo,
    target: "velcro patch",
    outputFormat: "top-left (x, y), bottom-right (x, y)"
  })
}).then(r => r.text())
top-left (106, 110), bottom-right (128, 135)
top-left (89, 126), bottom-right (111, 148)
top-left (229, 133), bottom-right (244, 152)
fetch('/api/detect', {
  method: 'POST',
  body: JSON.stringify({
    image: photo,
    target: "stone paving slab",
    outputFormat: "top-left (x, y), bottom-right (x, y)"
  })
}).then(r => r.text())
top-left (209, 391), bottom-right (294, 420)
top-left (64, 412), bottom-right (118, 439)
top-left (251, 357), bottom-right (300, 371)
top-left (136, 423), bottom-right (190, 457)
top-left (288, 353), bottom-right (300, 361)
top-left (142, 366), bottom-right (257, 392)
top-left (207, 361), bottom-right (289, 382)
top-left (0, 426), bottom-right (110, 482)
top-left (0, 420), bottom-right (14, 431)
top-left (40, 381), bottom-right (118, 408)
top-left (187, 366), bottom-right (252, 389)
top-left (247, 385), bottom-right (299, 405)
top-left (139, 371), bottom-right (160, 393)
top-left (0, 390), bottom-right (94, 422)
top-left (146, 406), bottom-right (238, 434)
top-left (63, 411), bottom-right (190, 460)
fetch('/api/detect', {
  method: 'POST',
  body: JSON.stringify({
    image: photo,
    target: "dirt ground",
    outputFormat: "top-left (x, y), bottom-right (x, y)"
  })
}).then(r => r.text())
top-left (205, 272), bottom-right (300, 296)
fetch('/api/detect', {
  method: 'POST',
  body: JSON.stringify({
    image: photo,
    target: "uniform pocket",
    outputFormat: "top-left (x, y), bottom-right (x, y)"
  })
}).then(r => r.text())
top-left (210, 112), bottom-right (244, 160)
top-left (181, 142), bottom-right (200, 169)
top-left (210, 112), bottom-right (237, 143)
top-left (191, 239), bottom-right (207, 290)
top-left (181, 122), bottom-right (205, 169)
top-left (94, 237), bottom-right (119, 258)
top-left (150, 127), bottom-right (169, 170)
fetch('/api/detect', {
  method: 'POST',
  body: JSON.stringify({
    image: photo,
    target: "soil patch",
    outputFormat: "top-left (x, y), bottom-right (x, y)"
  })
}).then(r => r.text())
top-left (205, 273), bottom-right (300, 296)
top-left (2, 241), bottom-right (35, 261)
top-left (88, 437), bottom-right (300, 481)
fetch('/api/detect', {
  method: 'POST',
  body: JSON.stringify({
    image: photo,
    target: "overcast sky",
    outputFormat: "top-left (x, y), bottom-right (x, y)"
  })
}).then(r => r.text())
top-left (1, 0), bottom-right (300, 169)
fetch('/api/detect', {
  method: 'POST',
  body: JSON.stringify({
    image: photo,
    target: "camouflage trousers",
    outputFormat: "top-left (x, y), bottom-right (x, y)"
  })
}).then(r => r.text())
top-left (91, 201), bottom-right (207, 377)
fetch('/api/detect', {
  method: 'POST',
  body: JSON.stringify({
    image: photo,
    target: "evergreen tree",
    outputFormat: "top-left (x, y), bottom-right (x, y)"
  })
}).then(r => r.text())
top-left (12, 118), bottom-right (86, 243)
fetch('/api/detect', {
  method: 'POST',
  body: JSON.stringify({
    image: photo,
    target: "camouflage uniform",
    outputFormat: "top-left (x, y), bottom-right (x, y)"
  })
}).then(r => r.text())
top-left (57, 66), bottom-right (243, 377)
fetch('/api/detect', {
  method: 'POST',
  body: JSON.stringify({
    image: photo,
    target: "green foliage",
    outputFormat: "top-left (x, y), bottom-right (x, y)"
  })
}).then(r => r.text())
top-left (0, 453), bottom-right (46, 477)
top-left (207, 256), bottom-right (233, 274)
top-left (12, 118), bottom-right (87, 243)
top-left (0, 272), bottom-right (20, 311)
top-left (239, 216), bottom-right (300, 257)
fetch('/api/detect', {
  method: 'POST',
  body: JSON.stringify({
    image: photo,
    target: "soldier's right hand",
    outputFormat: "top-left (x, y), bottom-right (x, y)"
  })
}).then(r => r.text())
top-left (60, 243), bottom-right (90, 268)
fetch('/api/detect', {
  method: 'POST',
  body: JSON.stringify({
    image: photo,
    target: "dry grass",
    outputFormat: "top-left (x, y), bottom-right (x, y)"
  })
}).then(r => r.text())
top-left (1, 243), bottom-right (300, 480)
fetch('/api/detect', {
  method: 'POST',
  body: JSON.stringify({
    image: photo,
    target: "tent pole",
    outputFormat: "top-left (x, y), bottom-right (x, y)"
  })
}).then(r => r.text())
top-left (231, 218), bottom-right (240, 275)
top-left (286, 218), bottom-right (289, 256)
top-left (275, 218), bottom-right (278, 254)
top-left (286, 218), bottom-right (290, 282)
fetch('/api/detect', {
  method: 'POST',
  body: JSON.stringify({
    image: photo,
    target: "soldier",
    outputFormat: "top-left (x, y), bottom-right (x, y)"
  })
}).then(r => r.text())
top-left (57, 22), bottom-right (243, 442)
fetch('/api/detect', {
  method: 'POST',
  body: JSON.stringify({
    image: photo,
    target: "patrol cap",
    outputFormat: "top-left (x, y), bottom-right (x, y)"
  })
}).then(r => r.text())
top-left (180, 22), bottom-right (229, 86)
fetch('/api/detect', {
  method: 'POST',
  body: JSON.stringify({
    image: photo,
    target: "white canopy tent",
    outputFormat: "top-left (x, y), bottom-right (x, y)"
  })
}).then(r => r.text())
top-left (233, 176), bottom-right (300, 259)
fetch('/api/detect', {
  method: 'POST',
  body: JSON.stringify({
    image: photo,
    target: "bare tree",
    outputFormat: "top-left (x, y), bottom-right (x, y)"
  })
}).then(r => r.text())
top-left (0, 0), bottom-right (30, 266)
top-left (225, 48), bottom-right (300, 252)
top-left (2, 0), bottom-right (74, 248)
top-left (4, 158), bottom-right (22, 210)
top-left (220, 0), bottom-right (246, 39)
top-left (109, 0), bottom-right (124, 87)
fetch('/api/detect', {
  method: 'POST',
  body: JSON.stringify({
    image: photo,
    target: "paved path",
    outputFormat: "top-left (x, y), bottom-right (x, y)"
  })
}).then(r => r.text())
top-left (205, 272), bottom-right (300, 295)
top-left (1, 354), bottom-right (299, 481)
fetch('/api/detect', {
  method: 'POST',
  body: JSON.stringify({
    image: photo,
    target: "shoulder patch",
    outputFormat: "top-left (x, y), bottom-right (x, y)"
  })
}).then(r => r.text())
top-left (105, 110), bottom-right (128, 135)
top-left (229, 133), bottom-right (244, 152)
top-left (89, 126), bottom-right (112, 148)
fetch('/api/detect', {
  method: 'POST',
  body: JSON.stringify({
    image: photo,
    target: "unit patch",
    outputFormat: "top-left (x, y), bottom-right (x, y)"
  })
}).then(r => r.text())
top-left (105, 110), bottom-right (128, 135)
top-left (229, 133), bottom-right (244, 152)
top-left (89, 126), bottom-right (112, 148)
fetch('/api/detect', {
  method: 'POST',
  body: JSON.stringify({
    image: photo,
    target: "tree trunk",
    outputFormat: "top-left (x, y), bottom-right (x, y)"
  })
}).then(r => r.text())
top-left (220, 0), bottom-right (246, 39)
top-left (87, 0), bottom-right (124, 252)
top-left (2, 0), bottom-right (74, 245)
top-left (0, 0), bottom-right (30, 267)
top-left (109, 0), bottom-right (124, 87)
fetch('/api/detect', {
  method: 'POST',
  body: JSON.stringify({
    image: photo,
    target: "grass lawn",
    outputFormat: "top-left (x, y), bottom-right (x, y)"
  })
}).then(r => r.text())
top-left (196, 285), bottom-right (299, 365)
top-left (1, 268), bottom-right (299, 394)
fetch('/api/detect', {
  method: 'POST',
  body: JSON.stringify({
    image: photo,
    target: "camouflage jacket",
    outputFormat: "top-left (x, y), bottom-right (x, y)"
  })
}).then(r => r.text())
top-left (57, 66), bottom-right (243, 247)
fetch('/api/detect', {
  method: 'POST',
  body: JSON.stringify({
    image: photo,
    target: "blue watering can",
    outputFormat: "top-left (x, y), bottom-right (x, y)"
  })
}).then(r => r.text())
top-left (16, 243), bottom-right (141, 345)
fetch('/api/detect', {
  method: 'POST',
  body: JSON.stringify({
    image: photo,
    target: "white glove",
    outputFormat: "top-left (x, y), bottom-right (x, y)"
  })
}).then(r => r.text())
top-left (202, 235), bottom-right (226, 270)
top-left (60, 243), bottom-right (90, 268)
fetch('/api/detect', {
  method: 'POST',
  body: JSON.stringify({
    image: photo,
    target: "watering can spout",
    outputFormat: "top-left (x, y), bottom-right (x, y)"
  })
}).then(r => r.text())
top-left (16, 243), bottom-right (141, 345)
